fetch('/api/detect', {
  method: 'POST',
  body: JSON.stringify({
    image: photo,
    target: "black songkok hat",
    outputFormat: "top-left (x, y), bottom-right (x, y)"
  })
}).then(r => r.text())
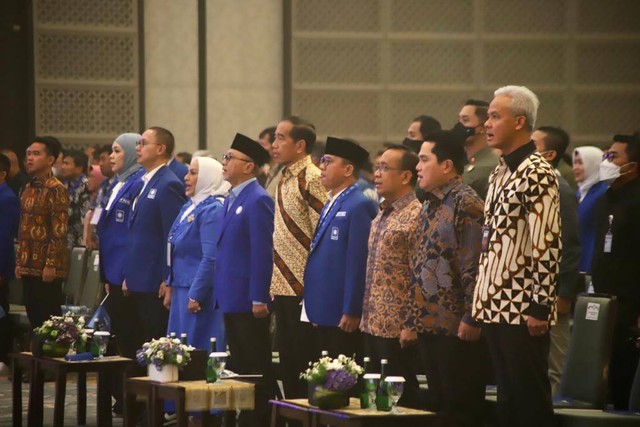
top-left (324, 137), bottom-right (370, 168)
top-left (613, 134), bottom-right (640, 144)
top-left (230, 133), bottom-right (270, 166)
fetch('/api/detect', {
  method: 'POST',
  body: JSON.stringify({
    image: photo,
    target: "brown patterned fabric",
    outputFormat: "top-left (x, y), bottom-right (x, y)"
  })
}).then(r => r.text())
top-left (360, 193), bottom-right (422, 338)
top-left (407, 178), bottom-right (485, 336)
top-left (270, 156), bottom-right (327, 297)
top-left (472, 152), bottom-right (561, 325)
top-left (17, 173), bottom-right (69, 278)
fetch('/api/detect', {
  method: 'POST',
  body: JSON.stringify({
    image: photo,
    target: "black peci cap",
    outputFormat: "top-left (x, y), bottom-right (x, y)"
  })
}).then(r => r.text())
top-left (231, 133), bottom-right (270, 166)
top-left (324, 136), bottom-right (370, 168)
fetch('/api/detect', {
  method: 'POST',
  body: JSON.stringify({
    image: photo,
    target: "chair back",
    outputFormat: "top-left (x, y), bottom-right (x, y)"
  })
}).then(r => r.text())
top-left (78, 250), bottom-right (101, 309)
top-left (64, 246), bottom-right (88, 304)
top-left (559, 293), bottom-right (617, 408)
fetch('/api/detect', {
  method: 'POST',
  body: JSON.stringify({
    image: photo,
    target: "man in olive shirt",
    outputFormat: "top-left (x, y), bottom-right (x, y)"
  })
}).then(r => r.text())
top-left (453, 99), bottom-right (500, 200)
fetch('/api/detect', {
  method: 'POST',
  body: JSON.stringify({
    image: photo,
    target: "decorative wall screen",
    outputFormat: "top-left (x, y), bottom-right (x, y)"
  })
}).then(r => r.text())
top-left (289, 0), bottom-right (640, 150)
top-left (33, 0), bottom-right (139, 147)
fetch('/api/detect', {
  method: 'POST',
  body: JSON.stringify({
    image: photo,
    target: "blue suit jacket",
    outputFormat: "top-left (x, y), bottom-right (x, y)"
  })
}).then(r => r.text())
top-left (97, 169), bottom-right (144, 285)
top-left (0, 183), bottom-right (20, 281)
top-left (168, 195), bottom-right (224, 303)
top-left (125, 165), bottom-right (186, 293)
top-left (303, 188), bottom-right (377, 327)
top-left (168, 159), bottom-right (188, 187)
top-left (214, 180), bottom-right (274, 314)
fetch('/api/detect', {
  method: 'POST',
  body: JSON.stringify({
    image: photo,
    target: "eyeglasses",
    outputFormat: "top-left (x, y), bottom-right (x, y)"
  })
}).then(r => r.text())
top-left (602, 151), bottom-right (617, 161)
top-left (222, 153), bottom-right (253, 163)
top-left (319, 156), bottom-right (334, 166)
top-left (375, 164), bottom-right (403, 173)
top-left (136, 139), bottom-right (160, 148)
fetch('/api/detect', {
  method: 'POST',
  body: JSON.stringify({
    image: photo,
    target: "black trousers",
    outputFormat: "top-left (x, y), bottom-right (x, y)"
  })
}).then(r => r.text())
top-left (609, 301), bottom-right (640, 410)
top-left (484, 323), bottom-right (555, 427)
top-left (103, 284), bottom-right (143, 359)
top-left (129, 290), bottom-right (169, 345)
top-left (362, 333), bottom-right (422, 408)
top-left (273, 295), bottom-right (316, 398)
top-left (0, 277), bottom-right (12, 364)
top-left (22, 275), bottom-right (63, 328)
top-left (225, 312), bottom-right (275, 427)
top-left (315, 325), bottom-right (361, 360)
top-left (417, 333), bottom-right (486, 427)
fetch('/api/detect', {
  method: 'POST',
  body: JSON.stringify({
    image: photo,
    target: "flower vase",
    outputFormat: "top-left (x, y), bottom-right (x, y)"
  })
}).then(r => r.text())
top-left (308, 383), bottom-right (350, 409)
top-left (148, 364), bottom-right (179, 383)
top-left (41, 340), bottom-right (70, 358)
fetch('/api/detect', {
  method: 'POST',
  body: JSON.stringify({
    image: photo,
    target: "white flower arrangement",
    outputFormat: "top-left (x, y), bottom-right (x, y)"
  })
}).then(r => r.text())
top-left (136, 337), bottom-right (194, 371)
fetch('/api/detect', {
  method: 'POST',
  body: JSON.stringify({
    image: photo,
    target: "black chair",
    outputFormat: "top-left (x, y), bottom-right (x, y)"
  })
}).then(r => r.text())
top-left (78, 250), bottom-right (101, 309)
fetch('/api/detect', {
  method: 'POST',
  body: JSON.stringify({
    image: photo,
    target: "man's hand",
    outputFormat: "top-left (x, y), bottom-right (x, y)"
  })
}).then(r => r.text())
top-left (162, 286), bottom-right (172, 310)
top-left (252, 303), bottom-right (269, 318)
top-left (104, 283), bottom-right (110, 294)
top-left (15, 266), bottom-right (21, 279)
top-left (557, 296), bottom-right (573, 315)
top-left (457, 322), bottom-right (482, 342)
top-left (527, 315), bottom-right (549, 337)
top-left (42, 266), bottom-right (56, 282)
top-left (338, 315), bottom-right (360, 333)
top-left (158, 282), bottom-right (168, 299)
top-left (399, 329), bottom-right (417, 348)
top-left (188, 299), bottom-right (201, 314)
top-left (122, 280), bottom-right (129, 296)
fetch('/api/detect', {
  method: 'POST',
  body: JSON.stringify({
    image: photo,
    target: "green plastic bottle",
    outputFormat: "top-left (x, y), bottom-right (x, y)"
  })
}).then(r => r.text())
top-left (359, 357), bottom-right (371, 409)
top-left (206, 337), bottom-right (217, 383)
top-left (375, 359), bottom-right (391, 411)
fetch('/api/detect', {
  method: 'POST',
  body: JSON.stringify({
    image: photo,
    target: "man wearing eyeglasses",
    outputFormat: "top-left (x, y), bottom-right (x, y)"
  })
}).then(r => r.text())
top-left (591, 133), bottom-right (640, 410)
top-left (359, 144), bottom-right (422, 407)
top-left (123, 126), bottom-right (186, 346)
top-left (303, 137), bottom-right (377, 359)
top-left (215, 133), bottom-right (274, 427)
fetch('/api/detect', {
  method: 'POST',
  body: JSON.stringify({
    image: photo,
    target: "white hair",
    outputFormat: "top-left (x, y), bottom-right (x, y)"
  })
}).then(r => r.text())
top-left (493, 85), bottom-right (540, 130)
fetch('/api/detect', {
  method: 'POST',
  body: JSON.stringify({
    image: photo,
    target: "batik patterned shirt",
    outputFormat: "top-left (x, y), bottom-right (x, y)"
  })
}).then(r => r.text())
top-left (17, 173), bottom-right (69, 278)
top-left (360, 193), bottom-right (422, 338)
top-left (407, 177), bottom-right (485, 336)
top-left (66, 175), bottom-right (91, 248)
top-left (270, 156), bottom-right (326, 297)
top-left (472, 146), bottom-right (561, 325)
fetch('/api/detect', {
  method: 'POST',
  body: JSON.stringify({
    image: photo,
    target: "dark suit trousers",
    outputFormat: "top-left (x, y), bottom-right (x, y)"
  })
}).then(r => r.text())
top-left (609, 301), bottom-right (640, 410)
top-left (225, 312), bottom-right (275, 427)
top-left (417, 333), bottom-right (486, 427)
top-left (315, 325), bottom-right (361, 360)
top-left (22, 275), bottom-right (63, 328)
top-left (362, 333), bottom-right (421, 408)
top-left (129, 290), bottom-right (169, 345)
top-left (0, 277), bottom-right (12, 364)
top-left (273, 295), bottom-right (316, 398)
top-left (484, 323), bottom-right (555, 427)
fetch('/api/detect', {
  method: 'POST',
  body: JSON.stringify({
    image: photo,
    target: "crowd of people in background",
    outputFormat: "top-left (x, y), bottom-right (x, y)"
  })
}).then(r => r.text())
top-left (0, 84), bottom-right (639, 427)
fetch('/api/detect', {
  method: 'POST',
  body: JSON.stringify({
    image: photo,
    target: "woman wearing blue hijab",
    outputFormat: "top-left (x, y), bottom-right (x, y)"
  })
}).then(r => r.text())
top-left (163, 156), bottom-right (229, 351)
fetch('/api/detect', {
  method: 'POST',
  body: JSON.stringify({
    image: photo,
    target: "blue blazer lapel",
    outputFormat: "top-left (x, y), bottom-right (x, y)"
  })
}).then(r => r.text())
top-left (310, 196), bottom-right (346, 253)
top-left (216, 180), bottom-right (255, 245)
top-left (130, 166), bottom-right (167, 224)
top-left (105, 176), bottom-right (139, 220)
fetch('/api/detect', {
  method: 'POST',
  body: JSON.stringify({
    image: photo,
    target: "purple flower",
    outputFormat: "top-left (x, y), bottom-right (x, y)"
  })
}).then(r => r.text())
top-left (324, 369), bottom-right (357, 392)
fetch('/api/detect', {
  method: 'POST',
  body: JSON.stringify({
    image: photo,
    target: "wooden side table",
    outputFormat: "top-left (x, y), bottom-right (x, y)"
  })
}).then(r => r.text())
top-left (270, 398), bottom-right (437, 427)
top-left (9, 352), bottom-right (36, 427)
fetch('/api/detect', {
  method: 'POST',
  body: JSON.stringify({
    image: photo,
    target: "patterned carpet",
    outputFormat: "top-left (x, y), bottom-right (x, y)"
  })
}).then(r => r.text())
top-left (0, 372), bottom-right (124, 427)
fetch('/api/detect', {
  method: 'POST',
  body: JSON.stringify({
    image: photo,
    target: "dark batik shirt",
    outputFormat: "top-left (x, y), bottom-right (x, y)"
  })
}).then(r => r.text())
top-left (66, 175), bottom-right (91, 248)
top-left (407, 177), bottom-right (485, 336)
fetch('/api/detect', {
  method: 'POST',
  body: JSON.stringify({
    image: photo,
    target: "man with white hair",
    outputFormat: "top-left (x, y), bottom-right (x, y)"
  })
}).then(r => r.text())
top-left (472, 85), bottom-right (561, 427)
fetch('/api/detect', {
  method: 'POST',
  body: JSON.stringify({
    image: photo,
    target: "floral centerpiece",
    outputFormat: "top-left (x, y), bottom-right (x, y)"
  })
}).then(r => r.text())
top-left (33, 312), bottom-right (87, 357)
top-left (301, 354), bottom-right (363, 409)
top-left (136, 337), bottom-right (194, 383)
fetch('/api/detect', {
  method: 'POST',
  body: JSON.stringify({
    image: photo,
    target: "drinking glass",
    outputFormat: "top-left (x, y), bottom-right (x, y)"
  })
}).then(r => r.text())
top-left (209, 352), bottom-right (228, 383)
top-left (384, 376), bottom-right (405, 413)
top-left (93, 331), bottom-right (110, 359)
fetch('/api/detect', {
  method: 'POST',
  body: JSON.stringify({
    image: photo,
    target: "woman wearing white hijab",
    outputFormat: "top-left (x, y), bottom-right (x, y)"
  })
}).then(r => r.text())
top-left (164, 157), bottom-right (229, 350)
top-left (573, 146), bottom-right (608, 274)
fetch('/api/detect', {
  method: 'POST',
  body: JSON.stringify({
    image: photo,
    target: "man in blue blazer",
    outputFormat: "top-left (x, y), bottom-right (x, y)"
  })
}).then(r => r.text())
top-left (0, 154), bottom-right (20, 371)
top-left (214, 133), bottom-right (274, 427)
top-left (167, 155), bottom-right (188, 186)
top-left (303, 137), bottom-right (377, 359)
top-left (124, 127), bottom-right (186, 344)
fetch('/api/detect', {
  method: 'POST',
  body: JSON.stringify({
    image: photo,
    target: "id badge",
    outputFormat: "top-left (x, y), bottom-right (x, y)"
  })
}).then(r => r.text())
top-left (167, 242), bottom-right (172, 267)
top-left (481, 225), bottom-right (491, 253)
top-left (604, 232), bottom-right (612, 253)
top-left (90, 207), bottom-right (103, 225)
